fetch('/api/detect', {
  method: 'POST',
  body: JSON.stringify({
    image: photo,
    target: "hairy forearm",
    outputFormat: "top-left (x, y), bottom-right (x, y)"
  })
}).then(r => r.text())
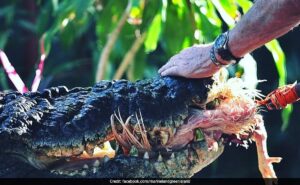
top-left (229, 0), bottom-right (300, 57)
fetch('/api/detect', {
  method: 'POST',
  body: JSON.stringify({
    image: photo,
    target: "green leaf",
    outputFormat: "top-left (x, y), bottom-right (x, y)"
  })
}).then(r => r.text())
top-left (140, 0), bottom-right (161, 31)
top-left (161, 1), bottom-right (194, 56)
top-left (219, 0), bottom-right (238, 18)
top-left (194, 1), bottom-right (222, 42)
top-left (17, 20), bottom-right (37, 33)
top-left (265, 40), bottom-right (286, 86)
top-left (0, 32), bottom-right (10, 49)
top-left (129, 0), bottom-right (145, 21)
top-left (265, 39), bottom-right (292, 130)
top-left (281, 105), bottom-right (292, 131)
top-left (130, 48), bottom-right (146, 81)
top-left (52, 0), bottom-right (59, 11)
top-left (45, 58), bottom-right (88, 76)
top-left (205, 1), bottom-right (222, 27)
top-left (144, 14), bottom-right (162, 52)
top-left (0, 5), bottom-right (15, 24)
top-left (95, 0), bottom-right (127, 42)
top-left (43, 32), bottom-right (53, 57)
top-left (211, 0), bottom-right (237, 27)
top-left (235, 0), bottom-right (253, 13)
top-left (0, 68), bottom-right (9, 90)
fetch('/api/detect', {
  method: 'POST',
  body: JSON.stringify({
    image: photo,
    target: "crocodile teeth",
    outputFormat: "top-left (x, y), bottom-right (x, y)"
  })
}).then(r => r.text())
top-left (92, 141), bottom-right (115, 158)
top-left (170, 153), bottom-right (175, 159)
top-left (157, 154), bottom-right (163, 162)
top-left (143, 152), bottom-right (149, 159)
top-left (172, 128), bottom-right (177, 135)
top-left (242, 140), bottom-right (249, 149)
top-left (83, 164), bottom-right (89, 169)
top-left (92, 167), bottom-right (97, 174)
top-left (93, 160), bottom-right (100, 167)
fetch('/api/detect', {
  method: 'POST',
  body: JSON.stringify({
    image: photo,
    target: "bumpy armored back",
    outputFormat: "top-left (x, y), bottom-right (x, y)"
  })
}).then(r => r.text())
top-left (0, 76), bottom-right (212, 148)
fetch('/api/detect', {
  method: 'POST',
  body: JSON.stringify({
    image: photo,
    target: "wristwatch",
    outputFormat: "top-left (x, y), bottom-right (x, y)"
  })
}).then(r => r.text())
top-left (210, 31), bottom-right (242, 66)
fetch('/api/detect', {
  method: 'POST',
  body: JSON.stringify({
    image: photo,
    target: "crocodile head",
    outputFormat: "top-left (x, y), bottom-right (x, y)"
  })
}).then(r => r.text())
top-left (0, 76), bottom-right (227, 177)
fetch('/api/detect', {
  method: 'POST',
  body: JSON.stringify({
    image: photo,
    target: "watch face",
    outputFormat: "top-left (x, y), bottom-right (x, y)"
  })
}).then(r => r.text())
top-left (213, 32), bottom-right (241, 64)
top-left (215, 33), bottom-right (234, 63)
top-left (215, 34), bottom-right (226, 49)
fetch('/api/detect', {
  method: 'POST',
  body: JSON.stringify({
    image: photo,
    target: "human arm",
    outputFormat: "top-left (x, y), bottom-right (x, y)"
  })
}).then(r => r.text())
top-left (158, 0), bottom-right (300, 78)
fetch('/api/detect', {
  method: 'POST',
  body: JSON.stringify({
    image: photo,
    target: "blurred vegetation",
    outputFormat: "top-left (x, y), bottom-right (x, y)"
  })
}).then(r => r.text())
top-left (0, 0), bottom-right (291, 127)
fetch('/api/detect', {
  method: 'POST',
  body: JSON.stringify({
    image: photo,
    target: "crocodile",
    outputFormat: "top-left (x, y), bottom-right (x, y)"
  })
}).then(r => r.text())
top-left (0, 73), bottom-right (280, 180)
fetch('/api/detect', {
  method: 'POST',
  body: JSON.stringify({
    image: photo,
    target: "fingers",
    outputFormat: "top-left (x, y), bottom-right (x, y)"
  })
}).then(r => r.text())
top-left (158, 59), bottom-right (180, 76)
top-left (160, 66), bottom-right (181, 76)
top-left (158, 64), bottom-right (168, 74)
top-left (158, 59), bottom-right (175, 74)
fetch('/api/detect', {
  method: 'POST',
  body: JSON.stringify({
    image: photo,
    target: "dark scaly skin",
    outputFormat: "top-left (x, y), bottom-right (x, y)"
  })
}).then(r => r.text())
top-left (0, 142), bottom-right (223, 178)
top-left (0, 76), bottom-right (224, 178)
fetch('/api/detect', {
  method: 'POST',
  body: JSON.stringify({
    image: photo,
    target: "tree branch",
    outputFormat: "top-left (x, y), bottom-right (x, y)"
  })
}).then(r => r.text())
top-left (113, 32), bottom-right (146, 80)
top-left (95, 2), bottom-right (132, 82)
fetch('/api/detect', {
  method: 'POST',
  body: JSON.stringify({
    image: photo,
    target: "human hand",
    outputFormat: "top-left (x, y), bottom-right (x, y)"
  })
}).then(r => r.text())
top-left (257, 83), bottom-right (299, 110)
top-left (158, 44), bottom-right (221, 78)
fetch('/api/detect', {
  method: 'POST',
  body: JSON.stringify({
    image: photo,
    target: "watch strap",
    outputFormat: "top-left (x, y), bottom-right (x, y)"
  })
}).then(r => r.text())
top-left (218, 32), bottom-right (242, 63)
top-left (212, 31), bottom-right (243, 66)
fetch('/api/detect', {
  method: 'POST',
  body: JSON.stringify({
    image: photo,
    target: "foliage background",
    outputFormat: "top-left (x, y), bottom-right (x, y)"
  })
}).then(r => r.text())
top-left (0, 0), bottom-right (300, 178)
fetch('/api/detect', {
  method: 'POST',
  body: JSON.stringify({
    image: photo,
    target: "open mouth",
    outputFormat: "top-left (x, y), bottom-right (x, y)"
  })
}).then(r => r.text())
top-left (39, 99), bottom-right (256, 177)
top-left (79, 141), bottom-right (115, 159)
top-left (27, 85), bottom-right (259, 177)
top-left (27, 76), bottom-right (280, 180)
top-left (5, 74), bottom-right (265, 178)
top-left (46, 108), bottom-right (215, 176)
top-left (0, 73), bottom-right (281, 179)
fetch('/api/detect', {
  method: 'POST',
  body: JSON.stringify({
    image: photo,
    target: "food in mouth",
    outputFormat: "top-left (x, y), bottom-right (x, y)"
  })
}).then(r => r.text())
top-left (0, 71), bottom-right (281, 181)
